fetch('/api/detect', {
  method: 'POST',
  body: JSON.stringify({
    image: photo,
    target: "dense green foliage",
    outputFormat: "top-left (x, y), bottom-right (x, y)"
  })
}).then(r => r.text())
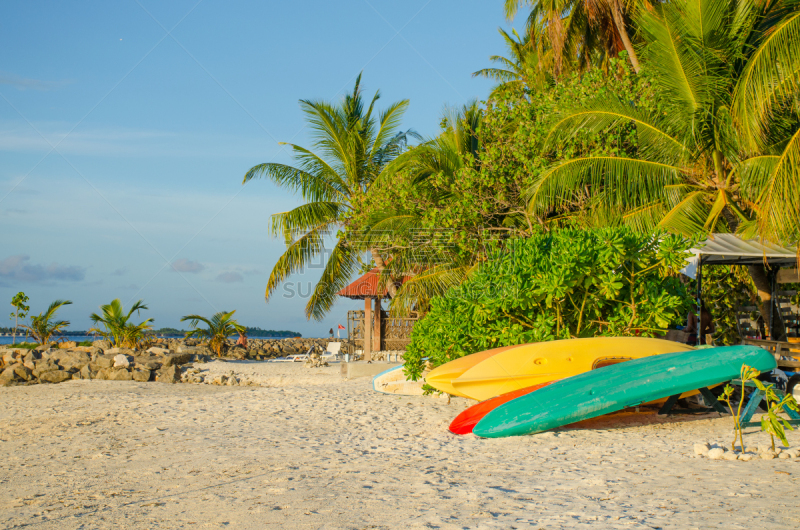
top-left (403, 228), bottom-right (693, 380)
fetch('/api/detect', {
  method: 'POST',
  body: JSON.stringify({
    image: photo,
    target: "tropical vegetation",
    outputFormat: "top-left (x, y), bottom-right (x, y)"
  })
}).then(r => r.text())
top-left (89, 299), bottom-right (154, 348)
top-left (23, 300), bottom-right (72, 346)
top-left (243, 73), bottom-right (419, 320)
top-left (9, 292), bottom-right (30, 345)
top-left (236, 0), bottom-right (799, 360)
top-left (403, 228), bottom-right (693, 380)
top-left (181, 310), bottom-right (245, 357)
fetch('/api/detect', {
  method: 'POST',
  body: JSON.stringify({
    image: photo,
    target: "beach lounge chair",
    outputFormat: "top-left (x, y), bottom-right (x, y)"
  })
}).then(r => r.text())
top-left (288, 347), bottom-right (314, 362)
top-left (321, 342), bottom-right (342, 362)
top-left (271, 347), bottom-right (314, 362)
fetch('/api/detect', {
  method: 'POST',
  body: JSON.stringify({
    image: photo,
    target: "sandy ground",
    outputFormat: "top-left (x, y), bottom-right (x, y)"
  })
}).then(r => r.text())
top-left (1, 362), bottom-right (799, 529)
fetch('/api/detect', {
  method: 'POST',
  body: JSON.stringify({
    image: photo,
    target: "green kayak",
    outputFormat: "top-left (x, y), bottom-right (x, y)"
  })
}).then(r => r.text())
top-left (473, 345), bottom-right (776, 438)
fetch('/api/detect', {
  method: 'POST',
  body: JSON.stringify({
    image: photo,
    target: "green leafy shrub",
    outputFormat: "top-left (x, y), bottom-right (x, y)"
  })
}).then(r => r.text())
top-left (403, 228), bottom-right (693, 381)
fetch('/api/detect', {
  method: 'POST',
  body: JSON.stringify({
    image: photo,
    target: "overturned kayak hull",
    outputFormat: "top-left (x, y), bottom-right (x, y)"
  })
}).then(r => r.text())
top-left (452, 337), bottom-right (694, 401)
top-left (473, 345), bottom-right (777, 438)
top-left (425, 344), bottom-right (519, 398)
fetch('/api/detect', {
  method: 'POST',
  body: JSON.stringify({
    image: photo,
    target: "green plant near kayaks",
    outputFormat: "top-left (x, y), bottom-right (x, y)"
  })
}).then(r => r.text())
top-left (89, 299), bottom-right (154, 349)
top-left (720, 364), bottom-right (800, 452)
top-left (180, 310), bottom-right (244, 357)
top-left (755, 378), bottom-right (799, 451)
top-left (718, 365), bottom-right (760, 452)
top-left (23, 300), bottom-right (72, 346)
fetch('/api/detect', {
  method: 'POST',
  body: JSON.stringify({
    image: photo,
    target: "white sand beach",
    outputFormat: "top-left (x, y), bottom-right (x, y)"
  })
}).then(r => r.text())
top-left (1, 362), bottom-right (799, 529)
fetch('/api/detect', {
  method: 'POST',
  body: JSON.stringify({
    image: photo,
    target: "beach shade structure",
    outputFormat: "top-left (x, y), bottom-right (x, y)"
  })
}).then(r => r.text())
top-left (447, 337), bottom-right (694, 402)
top-left (473, 345), bottom-right (776, 438)
top-left (681, 234), bottom-right (797, 344)
top-left (337, 268), bottom-right (411, 361)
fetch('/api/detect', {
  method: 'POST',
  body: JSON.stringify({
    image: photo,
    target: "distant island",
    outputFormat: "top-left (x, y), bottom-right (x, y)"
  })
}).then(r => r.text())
top-left (0, 327), bottom-right (302, 338)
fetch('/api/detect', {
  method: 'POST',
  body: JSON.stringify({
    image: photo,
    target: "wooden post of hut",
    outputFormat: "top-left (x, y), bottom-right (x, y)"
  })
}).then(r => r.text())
top-left (374, 298), bottom-right (382, 353)
top-left (363, 297), bottom-right (372, 361)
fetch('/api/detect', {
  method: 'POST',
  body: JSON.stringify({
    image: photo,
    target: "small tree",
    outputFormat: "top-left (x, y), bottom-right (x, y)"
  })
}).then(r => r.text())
top-left (9, 292), bottom-right (30, 345)
top-left (89, 299), bottom-right (153, 348)
top-left (23, 300), bottom-right (72, 346)
top-left (180, 310), bottom-right (244, 357)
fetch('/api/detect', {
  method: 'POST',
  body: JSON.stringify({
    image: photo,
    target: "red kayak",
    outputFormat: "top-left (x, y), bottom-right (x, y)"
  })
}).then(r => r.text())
top-left (449, 381), bottom-right (554, 435)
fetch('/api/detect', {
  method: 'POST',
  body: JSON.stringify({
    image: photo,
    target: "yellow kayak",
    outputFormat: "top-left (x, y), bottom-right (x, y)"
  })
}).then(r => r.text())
top-left (424, 344), bottom-right (519, 398)
top-left (451, 337), bottom-right (694, 401)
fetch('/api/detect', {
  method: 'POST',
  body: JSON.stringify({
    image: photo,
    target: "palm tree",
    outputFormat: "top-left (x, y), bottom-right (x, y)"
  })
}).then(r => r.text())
top-left (24, 300), bottom-right (72, 346)
top-left (89, 299), bottom-right (153, 348)
top-left (360, 102), bottom-right (487, 314)
top-left (473, 27), bottom-right (554, 94)
top-left (504, 0), bottom-right (641, 75)
top-left (243, 73), bottom-right (418, 320)
top-left (528, 0), bottom-right (800, 332)
top-left (181, 310), bottom-right (244, 357)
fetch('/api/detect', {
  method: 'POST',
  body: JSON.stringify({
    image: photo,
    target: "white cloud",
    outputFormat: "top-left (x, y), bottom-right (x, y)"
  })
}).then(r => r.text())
top-left (0, 254), bottom-right (86, 283)
top-left (216, 271), bottom-right (243, 283)
top-left (171, 258), bottom-right (204, 273)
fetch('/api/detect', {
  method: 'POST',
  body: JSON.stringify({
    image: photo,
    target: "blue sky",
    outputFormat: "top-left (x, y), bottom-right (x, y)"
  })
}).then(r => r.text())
top-left (0, 0), bottom-right (522, 336)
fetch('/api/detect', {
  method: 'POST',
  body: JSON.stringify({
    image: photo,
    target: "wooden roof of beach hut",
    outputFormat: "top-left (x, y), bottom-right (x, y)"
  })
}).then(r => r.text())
top-left (336, 268), bottom-right (402, 300)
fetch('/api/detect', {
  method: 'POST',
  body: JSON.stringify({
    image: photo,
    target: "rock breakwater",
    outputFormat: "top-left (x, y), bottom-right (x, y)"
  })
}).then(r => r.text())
top-left (0, 337), bottom-right (336, 387)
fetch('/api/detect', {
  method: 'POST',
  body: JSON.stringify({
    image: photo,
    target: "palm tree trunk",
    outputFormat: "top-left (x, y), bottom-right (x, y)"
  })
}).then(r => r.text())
top-left (748, 265), bottom-right (785, 340)
top-left (371, 249), bottom-right (398, 298)
top-left (610, 0), bottom-right (641, 74)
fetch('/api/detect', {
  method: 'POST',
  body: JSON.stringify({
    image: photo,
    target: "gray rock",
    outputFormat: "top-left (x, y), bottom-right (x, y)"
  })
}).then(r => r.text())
top-left (162, 353), bottom-right (192, 367)
top-left (708, 448), bottom-right (725, 460)
top-left (0, 366), bottom-right (18, 386)
top-left (723, 451), bottom-right (739, 461)
top-left (108, 368), bottom-right (132, 381)
top-left (146, 347), bottom-right (171, 355)
top-left (132, 369), bottom-right (151, 382)
top-left (93, 355), bottom-right (115, 369)
top-left (156, 364), bottom-right (181, 383)
top-left (113, 354), bottom-right (131, 368)
top-left (32, 360), bottom-right (59, 378)
top-left (779, 452), bottom-right (791, 459)
top-left (13, 364), bottom-right (33, 381)
top-left (92, 340), bottom-right (112, 351)
top-left (39, 370), bottom-right (72, 384)
top-left (94, 368), bottom-right (110, 380)
top-left (760, 452), bottom-right (776, 460)
top-left (78, 364), bottom-right (95, 380)
top-left (739, 454), bottom-right (754, 461)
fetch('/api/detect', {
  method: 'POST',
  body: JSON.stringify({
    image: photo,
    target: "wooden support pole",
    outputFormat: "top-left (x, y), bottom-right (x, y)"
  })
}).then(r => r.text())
top-left (364, 297), bottom-right (372, 362)
top-left (374, 298), bottom-right (382, 353)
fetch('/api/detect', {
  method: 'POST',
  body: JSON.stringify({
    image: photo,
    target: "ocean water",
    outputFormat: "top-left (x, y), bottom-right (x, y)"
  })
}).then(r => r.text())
top-left (0, 335), bottom-right (291, 346)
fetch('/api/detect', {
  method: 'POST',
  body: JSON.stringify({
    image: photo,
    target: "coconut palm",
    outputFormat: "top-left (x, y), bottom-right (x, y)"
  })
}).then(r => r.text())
top-left (473, 27), bottom-right (554, 94)
top-left (360, 102), bottom-right (486, 314)
top-left (243, 73), bottom-right (418, 320)
top-left (181, 310), bottom-right (244, 357)
top-left (89, 299), bottom-right (153, 348)
top-left (504, 0), bottom-right (641, 75)
top-left (528, 0), bottom-right (800, 331)
top-left (24, 300), bottom-right (72, 346)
